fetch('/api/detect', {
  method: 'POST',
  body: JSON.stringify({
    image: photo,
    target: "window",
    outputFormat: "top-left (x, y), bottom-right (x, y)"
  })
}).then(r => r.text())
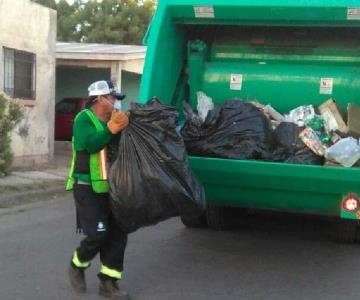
top-left (3, 47), bottom-right (36, 99)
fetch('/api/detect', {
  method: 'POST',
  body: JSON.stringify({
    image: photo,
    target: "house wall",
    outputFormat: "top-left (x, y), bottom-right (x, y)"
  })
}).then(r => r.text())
top-left (56, 66), bottom-right (111, 103)
top-left (121, 71), bottom-right (141, 111)
top-left (0, 0), bottom-right (57, 168)
top-left (56, 67), bottom-right (141, 111)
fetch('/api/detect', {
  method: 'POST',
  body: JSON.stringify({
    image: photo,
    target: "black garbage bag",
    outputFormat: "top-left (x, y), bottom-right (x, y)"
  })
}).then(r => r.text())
top-left (181, 100), bottom-right (274, 160)
top-left (272, 122), bottom-right (324, 165)
top-left (109, 99), bottom-right (205, 233)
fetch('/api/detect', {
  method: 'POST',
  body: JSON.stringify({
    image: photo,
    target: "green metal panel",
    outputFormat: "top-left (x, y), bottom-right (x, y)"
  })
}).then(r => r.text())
top-left (168, 0), bottom-right (360, 27)
top-left (190, 27), bottom-right (360, 111)
top-left (202, 62), bottom-right (360, 112)
top-left (139, 3), bottom-right (186, 103)
top-left (189, 157), bottom-right (360, 216)
top-left (139, 0), bottom-right (360, 219)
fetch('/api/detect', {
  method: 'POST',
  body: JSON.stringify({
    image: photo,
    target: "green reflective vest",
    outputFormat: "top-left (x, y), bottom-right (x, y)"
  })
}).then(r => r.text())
top-left (66, 109), bottom-right (110, 193)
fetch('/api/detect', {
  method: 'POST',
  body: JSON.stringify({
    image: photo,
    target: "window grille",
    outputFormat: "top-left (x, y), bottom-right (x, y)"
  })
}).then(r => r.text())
top-left (3, 47), bottom-right (36, 99)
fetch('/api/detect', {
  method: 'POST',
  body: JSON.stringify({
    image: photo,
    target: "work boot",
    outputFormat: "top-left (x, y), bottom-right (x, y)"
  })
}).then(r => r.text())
top-left (99, 278), bottom-right (130, 300)
top-left (68, 264), bottom-right (86, 293)
top-left (112, 280), bottom-right (120, 290)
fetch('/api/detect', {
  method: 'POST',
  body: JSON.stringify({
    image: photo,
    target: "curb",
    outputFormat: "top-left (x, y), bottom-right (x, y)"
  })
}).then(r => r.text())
top-left (0, 181), bottom-right (68, 208)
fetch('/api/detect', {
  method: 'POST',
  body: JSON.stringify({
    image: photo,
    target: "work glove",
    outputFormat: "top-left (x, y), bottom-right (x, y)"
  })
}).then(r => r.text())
top-left (107, 111), bottom-right (129, 134)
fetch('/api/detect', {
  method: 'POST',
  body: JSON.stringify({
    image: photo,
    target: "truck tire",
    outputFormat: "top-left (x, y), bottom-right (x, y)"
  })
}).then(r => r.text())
top-left (206, 205), bottom-right (226, 230)
top-left (180, 213), bottom-right (207, 228)
top-left (334, 219), bottom-right (359, 243)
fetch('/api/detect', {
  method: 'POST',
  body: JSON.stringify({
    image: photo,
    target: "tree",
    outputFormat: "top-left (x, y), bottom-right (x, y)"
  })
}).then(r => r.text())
top-left (0, 94), bottom-right (24, 177)
top-left (73, 0), bottom-right (155, 44)
top-left (56, 0), bottom-right (78, 42)
top-left (33, 0), bottom-right (156, 45)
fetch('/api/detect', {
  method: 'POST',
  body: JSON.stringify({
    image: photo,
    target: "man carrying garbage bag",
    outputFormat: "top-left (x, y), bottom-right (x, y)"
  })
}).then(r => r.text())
top-left (66, 80), bottom-right (130, 300)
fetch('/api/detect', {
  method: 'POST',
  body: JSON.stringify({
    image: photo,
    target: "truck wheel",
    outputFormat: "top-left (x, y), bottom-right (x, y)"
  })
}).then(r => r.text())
top-left (180, 213), bottom-right (207, 228)
top-left (335, 219), bottom-right (359, 243)
top-left (206, 205), bottom-right (226, 230)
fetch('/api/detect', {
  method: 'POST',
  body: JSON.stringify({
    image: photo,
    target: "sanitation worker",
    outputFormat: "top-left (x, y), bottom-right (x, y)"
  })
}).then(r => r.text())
top-left (66, 80), bottom-right (130, 300)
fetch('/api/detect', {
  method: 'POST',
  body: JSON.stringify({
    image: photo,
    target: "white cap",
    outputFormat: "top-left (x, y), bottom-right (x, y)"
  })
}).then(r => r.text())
top-left (88, 80), bottom-right (125, 100)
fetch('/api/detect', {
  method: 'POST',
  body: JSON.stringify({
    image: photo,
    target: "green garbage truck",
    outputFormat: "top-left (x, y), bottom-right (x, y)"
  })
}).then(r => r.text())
top-left (139, 0), bottom-right (360, 242)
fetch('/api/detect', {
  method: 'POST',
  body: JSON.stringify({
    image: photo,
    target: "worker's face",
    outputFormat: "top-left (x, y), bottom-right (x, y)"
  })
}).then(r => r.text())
top-left (99, 94), bottom-right (116, 114)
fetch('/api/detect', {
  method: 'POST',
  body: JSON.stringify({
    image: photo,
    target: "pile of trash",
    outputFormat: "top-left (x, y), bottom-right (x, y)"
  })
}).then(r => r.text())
top-left (181, 100), bottom-right (273, 160)
top-left (181, 91), bottom-right (360, 168)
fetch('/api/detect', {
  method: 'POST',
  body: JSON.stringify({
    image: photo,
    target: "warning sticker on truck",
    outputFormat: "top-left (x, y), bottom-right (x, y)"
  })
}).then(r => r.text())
top-left (320, 78), bottom-right (334, 95)
top-left (194, 6), bottom-right (214, 18)
top-left (347, 8), bottom-right (360, 20)
top-left (230, 74), bottom-right (243, 91)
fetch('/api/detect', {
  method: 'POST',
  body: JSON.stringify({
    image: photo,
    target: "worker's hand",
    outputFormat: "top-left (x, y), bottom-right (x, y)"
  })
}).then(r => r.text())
top-left (107, 111), bottom-right (129, 134)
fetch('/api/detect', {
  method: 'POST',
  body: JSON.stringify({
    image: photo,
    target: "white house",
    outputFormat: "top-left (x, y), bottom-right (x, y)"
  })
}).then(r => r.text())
top-left (0, 0), bottom-right (57, 168)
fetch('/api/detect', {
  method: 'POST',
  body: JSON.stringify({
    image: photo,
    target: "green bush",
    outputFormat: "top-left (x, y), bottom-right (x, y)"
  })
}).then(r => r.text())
top-left (0, 93), bottom-right (24, 177)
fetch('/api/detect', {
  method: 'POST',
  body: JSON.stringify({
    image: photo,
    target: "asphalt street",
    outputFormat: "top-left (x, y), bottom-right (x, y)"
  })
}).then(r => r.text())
top-left (1, 194), bottom-right (360, 300)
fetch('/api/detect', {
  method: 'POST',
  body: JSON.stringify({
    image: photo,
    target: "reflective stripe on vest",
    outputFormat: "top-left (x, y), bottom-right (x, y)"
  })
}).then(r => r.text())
top-left (66, 109), bottom-right (109, 193)
top-left (65, 136), bottom-right (77, 191)
top-left (99, 148), bottom-right (108, 181)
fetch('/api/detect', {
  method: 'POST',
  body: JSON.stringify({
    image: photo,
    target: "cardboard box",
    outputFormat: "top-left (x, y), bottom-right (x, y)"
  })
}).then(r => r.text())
top-left (299, 127), bottom-right (326, 156)
top-left (347, 103), bottom-right (360, 138)
top-left (319, 99), bottom-right (348, 134)
top-left (324, 160), bottom-right (342, 167)
top-left (264, 105), bottom-right (286, 122)
top-left (331, 132), bottom-right (342, 144)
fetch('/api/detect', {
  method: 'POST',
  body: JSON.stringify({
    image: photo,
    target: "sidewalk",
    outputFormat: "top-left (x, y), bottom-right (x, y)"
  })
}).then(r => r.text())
top-left (0, 141), bottom-right (71, 208)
